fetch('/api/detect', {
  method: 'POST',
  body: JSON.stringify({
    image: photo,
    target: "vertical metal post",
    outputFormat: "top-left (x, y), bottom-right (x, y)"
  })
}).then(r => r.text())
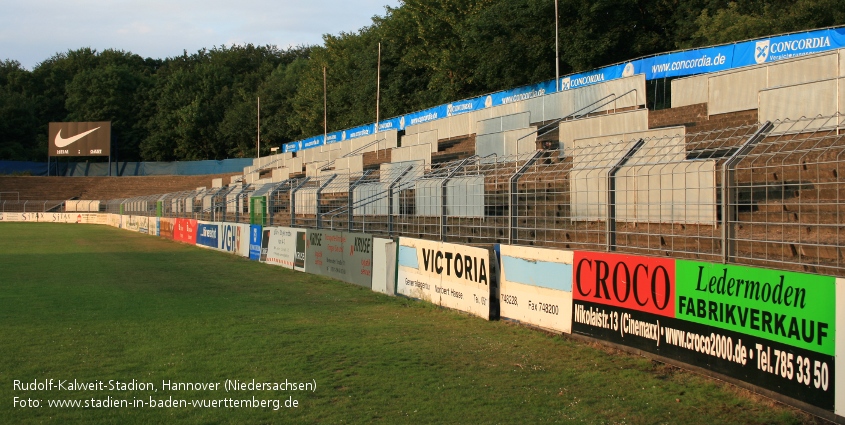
top-left (388, 165), bottom-right (414, 237)
top-left (721, 121), bottom-right (773, 263)
top-left (315, 175), bottom-right (337, 229)
top-left (376, 42), bottom-right (381, 133)
top-left (607, 139), bottom-right (645, 252)
top-left (508, 151), bottom-right (542, 245)
top-left (257, 97), bottom-right (261, 161)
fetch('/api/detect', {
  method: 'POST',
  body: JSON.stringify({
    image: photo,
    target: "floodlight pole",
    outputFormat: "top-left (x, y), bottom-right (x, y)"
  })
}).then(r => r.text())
top-left (257, 97), bottom-right (261, 160)
top-left (324, 67), bottom-right (328, 144)
top-left (555, 0), bottom-right (559, 91)
top-left (376, 42), bottom-right (381, 133)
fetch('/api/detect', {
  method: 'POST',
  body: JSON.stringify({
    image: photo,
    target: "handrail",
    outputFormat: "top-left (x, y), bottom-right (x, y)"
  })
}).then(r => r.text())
top-left (517, 88), bottom-right (640, 143)
top-left (319, 136), bottom-right (387, 172)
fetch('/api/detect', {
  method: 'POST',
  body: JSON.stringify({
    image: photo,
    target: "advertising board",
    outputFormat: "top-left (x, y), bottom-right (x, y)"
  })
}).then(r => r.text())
top-left (159, 218), bottom-right (174, 239)
top-left (173, 218), bottom-right (197, 245)
top-left (304, 230), bottom-right (373, 287)
top-left (48, 121), bottom-right (111, 157)
top-left (396, 237), bottom-right (495, 320)
top-left (248, 225), bottom-right (263, 260)
top-left (499, 245), bottom-right (573, 333)
top-left (196, 221), bottom-right (220, 249)
top-left (263, 227), bottom-right (304, 270)
top-left (571, 251), bottom-right (838, 412)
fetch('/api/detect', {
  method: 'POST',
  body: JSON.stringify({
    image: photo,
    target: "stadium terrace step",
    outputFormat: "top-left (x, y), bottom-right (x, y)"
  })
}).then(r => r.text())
top-left (0, 173), bottom-right (240, 202)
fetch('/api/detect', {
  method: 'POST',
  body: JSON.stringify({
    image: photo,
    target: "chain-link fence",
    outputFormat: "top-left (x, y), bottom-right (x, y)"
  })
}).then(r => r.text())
top-left (18, 115), bottom-right (843, 277)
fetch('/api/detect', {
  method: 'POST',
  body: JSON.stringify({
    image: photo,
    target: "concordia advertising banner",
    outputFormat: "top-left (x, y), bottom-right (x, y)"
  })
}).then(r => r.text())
top-left (396, 237), bottom-right (495, 320)
top-left (173, 218), bottom-right (197, 245)
top-left (48, 121), bottom-right (111, 157)
top-left (499, 245), bottom-right (573, 333)
top-left (733, 27), bottom-right (845, 67)
top-left (248, 225), bottom-right (263, 261)
top-left (195, 221), bottom-right (220, 249)
top-left (572, 251), bottom-right (838, 412)
top-left (264, 227), bottom-right (305, 270)
top-left (159, 218), bottom-right (174, 239)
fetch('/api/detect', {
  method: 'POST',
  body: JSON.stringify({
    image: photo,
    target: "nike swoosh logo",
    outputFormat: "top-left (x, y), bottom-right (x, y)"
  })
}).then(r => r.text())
top-left (55, 127), bottom-right (101, 148)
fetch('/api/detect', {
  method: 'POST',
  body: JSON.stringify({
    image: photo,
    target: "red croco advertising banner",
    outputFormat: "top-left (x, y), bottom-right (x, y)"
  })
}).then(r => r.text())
top-left (173, 218), bottom-right (197, 245)
top-left (573, 251), bottom-right (676, 318)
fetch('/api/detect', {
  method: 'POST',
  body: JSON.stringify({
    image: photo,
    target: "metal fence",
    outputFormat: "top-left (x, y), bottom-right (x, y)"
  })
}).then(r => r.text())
top-left (8, 115), bottom-right (844, 277)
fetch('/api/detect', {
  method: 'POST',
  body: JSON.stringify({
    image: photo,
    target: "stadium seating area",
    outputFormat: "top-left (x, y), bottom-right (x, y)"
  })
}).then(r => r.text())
top-left (3, 47), bottom-right (844, 277)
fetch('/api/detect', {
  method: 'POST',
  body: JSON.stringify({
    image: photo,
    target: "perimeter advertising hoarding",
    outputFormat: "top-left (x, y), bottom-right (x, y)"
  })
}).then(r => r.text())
top-left (149, 218), bottom-right (160, 236)
top-left (263, 227), bottom-right (305, 271)
top-left (159, 218), bottom-right (174, 239)
top-left (173, 218), bottom-right (197, 245)
top-left (248, 225), bottom-right (263, 260)
top-left (48, 122), bottom-right (111, 157)
top-left (304, 230), bottom-right (374, 288)
top-left (371, 238), bottom-right (396, 296)
top-left (195, 221), bottom-right (220, 249)
top-left (124, 215), bottom-right (140, 232)
top-left (499, 245), bottom-right (573, 334)
top-left (219, 222), bottom-right (246, 256)
top-left (571, 251), bottom-right (838, 412)
top-left (107, 214), bottom-right (121, 228)
top-left (396, 237), bottom-right (495, 320)
top-left (0, 212), bottom-right (103, 224)
top-left (138, 216), bottom-right (149, 234)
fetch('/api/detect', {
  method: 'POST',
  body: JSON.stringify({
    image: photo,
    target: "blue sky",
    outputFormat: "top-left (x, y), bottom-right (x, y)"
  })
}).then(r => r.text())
top-left (0, 0), bottom-right (399, 69)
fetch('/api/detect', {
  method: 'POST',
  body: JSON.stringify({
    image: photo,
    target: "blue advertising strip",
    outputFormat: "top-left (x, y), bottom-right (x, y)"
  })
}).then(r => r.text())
top-left (733, 27), bottom-right (845, 67)
top-left (378, 117), bottom-right (403, 132)
top-left (286, 27), bottom-right (845, 156)
top-left (501, 255), bottom-right (572, 292)
top-left (398, 245), bottom-right (419, 269)
top-left (344, 123), bottom-right (375, 140)
top-left (249, 225), bottom-right (263, 260)
top-left (560, 65), bottom-right (625, 91)
top-left (446, 96), bottom-right (486, 116)
top-left (325, 131), bottom-right (342, 145)
top-left (490, 80), bottom-right (556, 105)
top-left (196, 223), bottom-right (219, 248)
top-left (403, 104), bottom-right (447, 129)
top-left (639, 44), bottom-right (734, 80)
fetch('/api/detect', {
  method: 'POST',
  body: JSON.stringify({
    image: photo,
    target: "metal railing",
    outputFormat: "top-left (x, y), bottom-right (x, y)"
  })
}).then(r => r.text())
top-left (26, 114), bottom-right (845, 278)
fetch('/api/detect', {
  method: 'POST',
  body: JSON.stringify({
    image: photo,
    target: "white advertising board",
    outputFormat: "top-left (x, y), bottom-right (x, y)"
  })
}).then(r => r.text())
top-left (138, 216), bottom-right (150, 234)
top-left (124, 215), bottom-right (141, 232)
top-left (263, 226), bottom-right (306, 271)
top-left (219, 222), bottom-right (249, 256)
top-left (499, 244), bottom-right (574, 333)
top-left (107, 214), bottom-right (121, 228)
top-left (396, 237), bottom-right (494, 320)
top-left (372, 238), bottom-right (396, 296)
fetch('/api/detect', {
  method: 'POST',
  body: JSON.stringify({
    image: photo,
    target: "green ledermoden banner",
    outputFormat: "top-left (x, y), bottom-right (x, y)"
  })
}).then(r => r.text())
top-left (675, 260), bottom-right (836, 356)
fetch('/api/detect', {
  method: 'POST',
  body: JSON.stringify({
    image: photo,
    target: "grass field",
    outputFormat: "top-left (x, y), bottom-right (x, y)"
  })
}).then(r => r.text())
top-left (0, 223), bottom-right (815, 424)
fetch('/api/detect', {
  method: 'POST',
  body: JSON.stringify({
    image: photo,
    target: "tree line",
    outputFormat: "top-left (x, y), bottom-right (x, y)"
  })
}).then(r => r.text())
top-left (1, 0), bottom-right (840, 162)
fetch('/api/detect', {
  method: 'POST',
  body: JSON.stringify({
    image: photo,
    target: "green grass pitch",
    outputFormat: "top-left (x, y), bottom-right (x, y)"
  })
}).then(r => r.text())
top-left (0, 223), bottom-right (811, 424)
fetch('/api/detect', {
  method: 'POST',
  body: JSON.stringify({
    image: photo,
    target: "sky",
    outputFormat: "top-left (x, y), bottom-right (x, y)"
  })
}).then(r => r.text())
top-left (0, 0), bottom-right (400, 70)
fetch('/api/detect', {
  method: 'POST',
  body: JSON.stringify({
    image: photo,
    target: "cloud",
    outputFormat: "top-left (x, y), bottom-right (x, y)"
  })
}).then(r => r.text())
top-left (0, 0), bottom-right (397, 69)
